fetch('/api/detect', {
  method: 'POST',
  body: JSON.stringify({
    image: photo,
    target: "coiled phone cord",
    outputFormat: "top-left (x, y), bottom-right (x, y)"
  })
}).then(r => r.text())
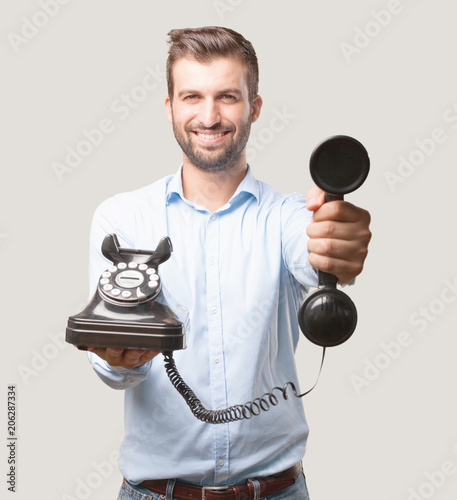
top-left (163, 348), bottom-right (326, 424)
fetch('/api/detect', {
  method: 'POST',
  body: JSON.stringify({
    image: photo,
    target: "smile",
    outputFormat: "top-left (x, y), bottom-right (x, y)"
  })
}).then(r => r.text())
top-left (197, 132), bottom-right (226, 139)
top-left (193, 131), bottom-right (230, 143)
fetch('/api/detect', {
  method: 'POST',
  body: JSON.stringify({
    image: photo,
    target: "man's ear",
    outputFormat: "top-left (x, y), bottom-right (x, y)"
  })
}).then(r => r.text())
top-left (165, 96), bottom-right (173, 124)
top-left (251, 95), bottom-right (263, 123)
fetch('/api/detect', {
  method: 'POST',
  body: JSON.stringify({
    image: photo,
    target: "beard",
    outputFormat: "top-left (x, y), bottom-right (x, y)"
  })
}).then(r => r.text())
top-left (171, 117), bottom-right (252, 173)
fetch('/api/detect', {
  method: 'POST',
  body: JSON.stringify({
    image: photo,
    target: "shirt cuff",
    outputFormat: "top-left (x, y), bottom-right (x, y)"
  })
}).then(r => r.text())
top-left (106, 361), bottom-right (153, 374)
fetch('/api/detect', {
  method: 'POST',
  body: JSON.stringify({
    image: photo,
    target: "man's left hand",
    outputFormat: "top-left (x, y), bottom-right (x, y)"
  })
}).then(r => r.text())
top-left (306, 186), bottom-right (372, 284)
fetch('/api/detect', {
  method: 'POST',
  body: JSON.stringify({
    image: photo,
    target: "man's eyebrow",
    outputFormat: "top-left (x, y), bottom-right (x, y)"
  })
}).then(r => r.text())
top-left (176, 88), bottom-right (243, 98)
top-left (218, 88), bottom-right (243, 95)
top-left (176, 89), bottom-right (200, 98)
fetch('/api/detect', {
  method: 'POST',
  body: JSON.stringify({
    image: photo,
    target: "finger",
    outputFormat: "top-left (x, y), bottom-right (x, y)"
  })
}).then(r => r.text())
top-left (307, 237), bottom-right (369, 279)
top-left (122, 349), bottom-right (159, 368)
top-left (311, 200), bottom-right (369, 224)
top-left (105, 348), bottom-right (125, 354)
top-left (123, 349), bottom-right (147, 361)
top-left (103, 348), bottom-right (126, 363)
top-left (87, 346), bottom-right (107, 358)
top-left (91, 348), bottom-right (130, 367)
top-left (306, 186), bottom-right (326, 211)
top-left (307, 221), bottom-right (372, 244)
top-left (308, 237), bottom-right (364, 262)
top-left (87, 347), bottom-right (128, 366)
top-left (307, 252), bottom-right (365, 284)
top-left (121, 349), bottom-right (146, 365)
top-left (307, 215), bottom-right (371, 242)
top-left (139, 350), bottom-right (160, 363)
top-left (306, 219), bottom-right (359, 241)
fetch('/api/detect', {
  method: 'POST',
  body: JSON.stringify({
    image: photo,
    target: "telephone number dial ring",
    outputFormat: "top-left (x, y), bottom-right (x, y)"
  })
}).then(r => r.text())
top-left (98, 263), bottom-right (161, 304)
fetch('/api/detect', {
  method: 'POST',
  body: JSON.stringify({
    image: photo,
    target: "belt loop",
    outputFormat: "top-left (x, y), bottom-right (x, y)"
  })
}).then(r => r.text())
top-left (247, 478), bottom-right (261, 500)
top-left (232, 485), bottom-right (241, 500)
top-left (165, 478), bottom-right (176, 500)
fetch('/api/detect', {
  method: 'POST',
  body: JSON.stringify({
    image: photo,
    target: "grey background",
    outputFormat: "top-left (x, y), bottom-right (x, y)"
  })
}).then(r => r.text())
top-left (2, 0), bottom-right (457, 498)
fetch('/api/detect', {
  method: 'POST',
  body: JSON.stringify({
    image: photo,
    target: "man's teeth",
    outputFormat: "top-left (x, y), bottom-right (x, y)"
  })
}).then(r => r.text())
top-left (197, 132), bottom-right (225, 140)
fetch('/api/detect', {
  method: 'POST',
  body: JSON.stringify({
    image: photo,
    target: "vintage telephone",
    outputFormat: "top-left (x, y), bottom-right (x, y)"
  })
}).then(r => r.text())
top-left (66, 135), bottom-right (369, 423)
top-left (66, 234), bottom-right (188, 352)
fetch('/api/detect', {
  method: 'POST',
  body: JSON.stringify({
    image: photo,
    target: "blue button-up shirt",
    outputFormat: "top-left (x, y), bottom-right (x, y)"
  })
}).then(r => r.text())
top-left (87, 166), bottom-right (318, 485)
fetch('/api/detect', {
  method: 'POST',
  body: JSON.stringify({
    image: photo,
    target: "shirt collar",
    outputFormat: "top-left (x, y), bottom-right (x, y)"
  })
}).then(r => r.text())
top-left (165, 165), bottom-right (185, 203)
top-left (165, 165), bottom-right (260, 206)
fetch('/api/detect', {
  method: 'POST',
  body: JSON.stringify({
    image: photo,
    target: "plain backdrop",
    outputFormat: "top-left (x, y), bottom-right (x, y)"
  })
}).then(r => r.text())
top-left (2, 1), bottom-right (457, 499)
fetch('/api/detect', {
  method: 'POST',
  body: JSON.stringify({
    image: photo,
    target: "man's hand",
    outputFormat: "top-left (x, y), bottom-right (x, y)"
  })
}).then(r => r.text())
top-left (87, 347), bottom-right (160, 368)
top-left (306, 186), bottom-right (371, 284)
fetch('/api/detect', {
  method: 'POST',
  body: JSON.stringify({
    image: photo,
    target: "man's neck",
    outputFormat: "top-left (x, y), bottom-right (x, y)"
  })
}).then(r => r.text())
top-left (181, 160), bottom-right (248, 213)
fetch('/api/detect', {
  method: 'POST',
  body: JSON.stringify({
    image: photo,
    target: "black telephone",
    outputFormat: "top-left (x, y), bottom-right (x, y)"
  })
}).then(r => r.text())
top-left (66, 135), bottom-right (369, 424)
top-left (298, 135), bottom-right (370, 347)
top-left (66, 234), bottom-right (187, 352)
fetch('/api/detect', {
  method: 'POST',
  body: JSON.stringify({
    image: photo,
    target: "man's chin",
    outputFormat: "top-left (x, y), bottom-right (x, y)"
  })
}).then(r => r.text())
top-left (179, 136), bottom-right (247, 172)
top-left (184, 148), bottom-right (239, 172)
top-left (189, 159), bottom-right (234, 173)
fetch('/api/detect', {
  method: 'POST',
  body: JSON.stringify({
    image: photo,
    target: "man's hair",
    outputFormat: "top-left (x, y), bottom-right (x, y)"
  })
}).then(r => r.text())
top-left (166, 26), bottom-right (259, 103)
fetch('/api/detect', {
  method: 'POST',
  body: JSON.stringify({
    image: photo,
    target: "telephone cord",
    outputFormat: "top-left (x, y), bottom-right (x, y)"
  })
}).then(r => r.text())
top-left (162, 348), bottom-right (326, 424)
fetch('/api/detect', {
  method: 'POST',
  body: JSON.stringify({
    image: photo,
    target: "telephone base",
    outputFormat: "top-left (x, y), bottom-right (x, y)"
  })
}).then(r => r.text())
top-left (67, 317), bottom-right (186, 351)
top-left (66, 288), bottom-right (187, 352)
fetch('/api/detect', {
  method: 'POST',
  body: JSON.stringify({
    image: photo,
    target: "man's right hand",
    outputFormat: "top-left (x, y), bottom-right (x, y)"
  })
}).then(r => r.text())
top-left (87, 347), bottom-right (160, 368)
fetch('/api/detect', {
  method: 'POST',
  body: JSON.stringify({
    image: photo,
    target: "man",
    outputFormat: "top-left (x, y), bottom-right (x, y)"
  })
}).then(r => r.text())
top-left (86, 27), bottom-right (371, 500)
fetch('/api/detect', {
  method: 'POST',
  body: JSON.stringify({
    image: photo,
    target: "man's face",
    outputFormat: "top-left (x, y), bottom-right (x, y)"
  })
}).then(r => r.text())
top-left (165, 57), bottom-right (262, 172)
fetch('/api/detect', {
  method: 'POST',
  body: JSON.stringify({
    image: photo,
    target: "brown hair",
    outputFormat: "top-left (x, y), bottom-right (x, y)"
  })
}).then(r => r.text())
top-left (166, 26), bottom-right (259, 103)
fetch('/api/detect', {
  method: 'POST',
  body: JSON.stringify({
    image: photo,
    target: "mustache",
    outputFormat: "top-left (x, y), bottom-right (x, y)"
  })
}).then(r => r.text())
top-left (185, 123), bottom-right (234, 133)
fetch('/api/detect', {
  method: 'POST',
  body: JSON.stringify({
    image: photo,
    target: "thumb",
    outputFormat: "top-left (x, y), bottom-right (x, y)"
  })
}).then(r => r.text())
top-left (306, 186), bottom-right (326, 211)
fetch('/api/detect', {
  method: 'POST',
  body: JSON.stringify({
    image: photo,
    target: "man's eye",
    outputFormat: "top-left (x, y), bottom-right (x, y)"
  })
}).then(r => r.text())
top-left (184, 95), bottom-right (198, 101)
top-left (221, 94), bottom-right (236, 101)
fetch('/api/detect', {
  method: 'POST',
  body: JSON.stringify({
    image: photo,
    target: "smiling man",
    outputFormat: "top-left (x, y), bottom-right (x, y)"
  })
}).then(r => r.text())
top-left (164, 44), bottom-right (263, 214)
top-left (86, 27), bottom-right (371, 500)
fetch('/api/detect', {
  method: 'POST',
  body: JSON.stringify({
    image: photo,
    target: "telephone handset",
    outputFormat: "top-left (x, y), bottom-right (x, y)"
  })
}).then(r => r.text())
top-left (66, 135), bottom-right (369, 424)
top-left (298, 135), bottom-right (370, 347)
top-left (66, 234), bottom-right (187, 352)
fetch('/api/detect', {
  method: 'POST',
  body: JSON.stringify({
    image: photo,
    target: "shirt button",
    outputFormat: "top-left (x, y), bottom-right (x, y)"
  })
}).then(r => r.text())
top-left (214, 356), bottom-right (220, 363)
top-left (209, 258), bottom-right (215, 265)
top-left (211, 307), bottom-right (217, 314)
top-left (210, 214), bottom-right (217, 221)
top-left (218, 459), bottom-right (225, 467)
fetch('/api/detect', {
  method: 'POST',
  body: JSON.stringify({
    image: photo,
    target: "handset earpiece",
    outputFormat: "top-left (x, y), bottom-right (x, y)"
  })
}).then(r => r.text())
top-left (298, 135), bottom-right (370, 347)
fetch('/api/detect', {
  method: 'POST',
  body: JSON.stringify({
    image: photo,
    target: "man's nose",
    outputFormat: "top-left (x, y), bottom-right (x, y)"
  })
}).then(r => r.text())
top-left (200, 98), bottom-right (221, 128)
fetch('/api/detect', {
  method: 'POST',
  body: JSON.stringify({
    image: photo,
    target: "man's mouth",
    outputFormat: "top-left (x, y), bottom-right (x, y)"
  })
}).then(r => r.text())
top-left (197, 132), bottom-right (226, 139)
top-left (193, 131), bottom-right (230, 143)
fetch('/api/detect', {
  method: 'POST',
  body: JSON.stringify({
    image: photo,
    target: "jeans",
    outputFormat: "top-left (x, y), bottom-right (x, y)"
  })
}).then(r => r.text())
top-left (118, 471), bottom-right (310, 500)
